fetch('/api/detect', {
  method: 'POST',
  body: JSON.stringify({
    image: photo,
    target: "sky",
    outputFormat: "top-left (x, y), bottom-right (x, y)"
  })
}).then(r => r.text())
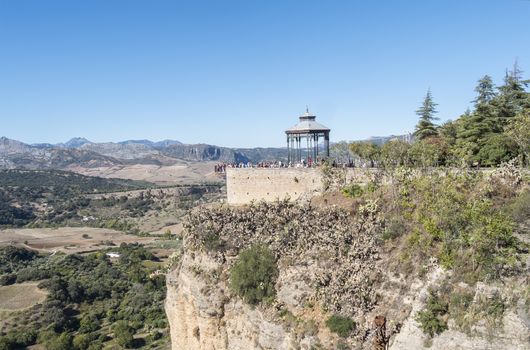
top-left (0, 0), bottom-right (529, 148)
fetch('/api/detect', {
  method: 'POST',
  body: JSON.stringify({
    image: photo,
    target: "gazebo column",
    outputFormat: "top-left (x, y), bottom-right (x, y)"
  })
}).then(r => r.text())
top-left (313, 134), bottom-right (318, 161)
top-left (306, 135), bottom-right (310, 163)
top-left (324, 132), bottom-right (330, 157)
top-left (291, 137), bottom-right (295, 164)
top-left (296, 136), bottom-right (299, 163)
top-left (286, 135), bottom-right (290, 164)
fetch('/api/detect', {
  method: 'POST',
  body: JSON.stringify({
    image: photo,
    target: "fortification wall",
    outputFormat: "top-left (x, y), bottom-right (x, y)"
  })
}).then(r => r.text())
top-left (226, 168), bottom-right (323, 205)
top-left (226, 167), bottom-right (375, 205)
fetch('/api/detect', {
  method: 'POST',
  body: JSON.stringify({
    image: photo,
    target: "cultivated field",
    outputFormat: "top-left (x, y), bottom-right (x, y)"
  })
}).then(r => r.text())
top-left (0, 227), bottom-right (157, 254)
top-left (0, 282), bottom-right (47, 311)
top-left (69, 161), bottom-right (223, 185)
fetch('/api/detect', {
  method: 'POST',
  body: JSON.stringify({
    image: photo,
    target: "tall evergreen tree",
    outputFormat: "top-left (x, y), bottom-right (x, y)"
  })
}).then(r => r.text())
top-left (472, 75), bottom-right (496, 107)
top-left (457, 76), bottom-right (498, 155)
top-left (495, 61), bottom-right (530, 126)
top-left (414, 89), bottom-right (439, 140)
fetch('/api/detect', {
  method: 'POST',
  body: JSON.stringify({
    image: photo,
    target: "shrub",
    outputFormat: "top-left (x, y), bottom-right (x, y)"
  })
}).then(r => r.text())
top-left (382, 217), bottom-right (406, 240)
top-left (416, 292), bottom-right (448, 337)
top-left (230, 244), bottom-right (278, 305)
top-left (113, 320), bottom-right (134, 348)
top-left (507, 190), bottom-right (530, 222)
top-left (73, 334), bottom-right (92, 350)
top-left (325, 314), bottom-right (356, 338)
top-left (0, 273), bottom-right (16, 286)
top-left (44, 332), bottom-right (73, 350)
top-left (341, 183), bottom-right (364, 198)
top-left (203, 233), bottom-right (224, 252)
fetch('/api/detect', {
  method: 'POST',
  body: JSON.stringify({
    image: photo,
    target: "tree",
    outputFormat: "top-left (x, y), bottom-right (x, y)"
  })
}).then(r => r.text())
top-left (113, 320), bottom-right (134, 348)
top-left (473, 75), bottom-right (497, 106)
top-left (331, 141), bottom-right (355, 164)
top-left (495, 62), bottom-right (530, 126)
top-left (414, 89), bottom-right (439, 140)
top-left (45, 332), bottom-right (73, 350)
top-left (409, 137), bottom-right (447, 167)
top-left (476, 134), bottom-right (517, 167)
top-left (230, 244), bottom-right (278, 305)
top-left (349, 142), bottom-right (381, 167)
top-left (379, 140), bottom-right (412, 168)
top-left (505, 110), bottom-right (530, 166)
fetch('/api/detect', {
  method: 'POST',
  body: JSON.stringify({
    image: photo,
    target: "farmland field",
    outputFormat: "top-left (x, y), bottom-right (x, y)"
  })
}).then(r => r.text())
top-left (0, 282), bottom-right (47, 311)
top-left (0, 227), bottom-right (157, 254)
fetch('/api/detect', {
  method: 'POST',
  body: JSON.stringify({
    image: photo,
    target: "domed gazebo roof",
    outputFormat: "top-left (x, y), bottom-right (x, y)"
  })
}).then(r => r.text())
top-left (285, 108), bottom-right (330, 134)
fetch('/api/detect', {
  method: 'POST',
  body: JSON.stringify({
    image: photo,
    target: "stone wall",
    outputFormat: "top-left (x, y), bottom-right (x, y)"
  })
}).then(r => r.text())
top-left (226, 167), bottom-right (376, 205)
top-left (226, 168), bottom-right (323, 205)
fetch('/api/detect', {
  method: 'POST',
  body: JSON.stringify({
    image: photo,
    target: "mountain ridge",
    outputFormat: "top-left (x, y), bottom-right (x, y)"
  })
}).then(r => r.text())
top-left (0, 136), bottom-right (287, 170)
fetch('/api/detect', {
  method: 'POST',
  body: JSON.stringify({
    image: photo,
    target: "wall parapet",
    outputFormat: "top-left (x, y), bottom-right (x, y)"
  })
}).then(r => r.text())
top-left (226, 167), bottom-right (375, 205)
top-left (226, 168), bottom-right (322, 205)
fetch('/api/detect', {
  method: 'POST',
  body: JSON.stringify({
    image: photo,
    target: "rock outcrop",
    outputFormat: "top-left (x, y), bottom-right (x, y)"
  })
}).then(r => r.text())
top-left (165, 199), bottom-right (530, 350)
top-left (166, 200), bottom-right (383, 349)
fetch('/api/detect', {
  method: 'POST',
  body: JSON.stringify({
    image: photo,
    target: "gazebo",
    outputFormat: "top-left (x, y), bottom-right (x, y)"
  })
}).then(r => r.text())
top-left (286, 108), bottom-right (330, 165)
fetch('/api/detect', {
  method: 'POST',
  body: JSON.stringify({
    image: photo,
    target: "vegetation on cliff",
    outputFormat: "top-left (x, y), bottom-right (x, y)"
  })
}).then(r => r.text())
top-left (229, 244), bottom-right (278, 305)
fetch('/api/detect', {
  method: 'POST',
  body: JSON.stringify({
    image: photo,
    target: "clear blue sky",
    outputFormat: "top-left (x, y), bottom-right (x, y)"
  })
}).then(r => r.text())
top-left (1, 0), bottom-right (529, 147)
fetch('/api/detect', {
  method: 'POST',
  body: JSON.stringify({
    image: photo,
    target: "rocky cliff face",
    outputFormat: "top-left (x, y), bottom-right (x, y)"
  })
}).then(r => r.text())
top-left (166, 252), bottom-right (305, 349)
top-left (165, 201), bottom-right (384, 349)
top-left (165, 199), bottom-right (529, 350)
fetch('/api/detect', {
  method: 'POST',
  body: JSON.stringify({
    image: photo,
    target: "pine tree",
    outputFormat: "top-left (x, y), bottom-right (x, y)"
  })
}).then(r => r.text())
top-left (458, 76), bottom-right (498, 156)
top-left (495, 61), bottom-right (530, 126)
top-left (414, 89), bottom-right (439, 140)
top-left (473, 75), bottom-right (496, 107)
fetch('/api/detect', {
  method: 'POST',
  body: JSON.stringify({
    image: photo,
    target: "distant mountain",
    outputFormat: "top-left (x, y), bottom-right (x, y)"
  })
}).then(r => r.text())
top-left (0, 137), bottom-right (121, 170)
top-left (233, 147), bottom-right (288, 163)
top-left (0, 136), bottom-right (288, 170)
top-left (117, 139), bottom-right (183, 149)
top-left (62, 137), bottom-right (93, 148)
top-left (364, 134), bottom-right (413, 145)
top-left (118, 139), bottom-right (155, 146)
top-left (0, 137), bottom-right (33, 155)
top-left (153, 139), bottom-right (183, 148)
top-left (31, 143), bottom-right (56, 149)
top-left (161, 144), bottom-right (248, 163)
top-left (80, 142), bottom-right (159, 160)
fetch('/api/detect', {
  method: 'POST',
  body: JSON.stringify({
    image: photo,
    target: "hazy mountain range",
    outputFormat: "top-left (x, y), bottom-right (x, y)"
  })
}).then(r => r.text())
top-left (0, 137), bottom-right (289, 170)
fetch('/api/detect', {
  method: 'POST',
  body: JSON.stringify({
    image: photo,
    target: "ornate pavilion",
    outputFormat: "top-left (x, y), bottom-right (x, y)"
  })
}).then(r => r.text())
top-left (285, 108), bottom-right (330, 165)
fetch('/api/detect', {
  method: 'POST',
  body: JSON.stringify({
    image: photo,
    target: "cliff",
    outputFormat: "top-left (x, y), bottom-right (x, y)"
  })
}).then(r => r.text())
top-left (165, 167), bottom-right (530, 349)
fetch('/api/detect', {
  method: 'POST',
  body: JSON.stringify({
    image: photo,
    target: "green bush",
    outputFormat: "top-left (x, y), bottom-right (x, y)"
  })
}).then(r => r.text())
top-left (507, 190), bottom-right (530, 222)
top-left (203, 233), bottom-right (225, 252)
top-left (73, 334), bottom-right (93, 350)
top-left (416, 292), bottom-right (448, 336)
top-left (325, 314), bottom-right (356, 338)
top-left (44, 332), bottom-right (73, 350)
top-left (230, 244), bottom-right (278, 305)
top-left (341, 183), bottom-right (364, 198)
top-left (113, 320), bottom-right (134, 348)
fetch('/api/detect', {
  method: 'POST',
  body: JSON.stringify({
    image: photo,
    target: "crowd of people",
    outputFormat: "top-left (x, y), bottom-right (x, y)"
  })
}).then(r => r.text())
top-left (213, 158), bottom-right (358, 173)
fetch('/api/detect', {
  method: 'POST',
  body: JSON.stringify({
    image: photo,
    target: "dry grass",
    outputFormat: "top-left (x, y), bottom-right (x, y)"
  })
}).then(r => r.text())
top-left (0, 282), bottom-right (47, 311)
top-left (0, 227), bottom-right (157, 254)
top-left (68, 161), bottom-right (222, 186)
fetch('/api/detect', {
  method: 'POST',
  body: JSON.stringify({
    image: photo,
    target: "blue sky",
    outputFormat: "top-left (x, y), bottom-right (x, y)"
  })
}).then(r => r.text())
top-left (0, 0), bottom-right (529, 147)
